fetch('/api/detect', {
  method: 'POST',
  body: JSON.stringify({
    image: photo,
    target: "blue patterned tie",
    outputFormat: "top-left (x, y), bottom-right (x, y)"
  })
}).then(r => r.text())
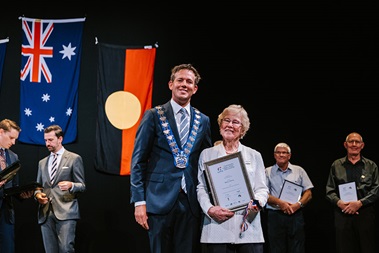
top-left (179, 108), bottom-right (189, 148)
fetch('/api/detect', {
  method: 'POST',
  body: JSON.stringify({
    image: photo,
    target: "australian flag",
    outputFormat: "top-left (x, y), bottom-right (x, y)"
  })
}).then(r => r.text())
top-left (19, 17), bottom-right (85, 145)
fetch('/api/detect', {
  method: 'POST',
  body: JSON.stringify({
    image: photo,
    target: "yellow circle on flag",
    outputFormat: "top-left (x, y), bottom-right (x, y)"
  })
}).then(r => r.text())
top-left (105, 91), bottom-right (141, 130)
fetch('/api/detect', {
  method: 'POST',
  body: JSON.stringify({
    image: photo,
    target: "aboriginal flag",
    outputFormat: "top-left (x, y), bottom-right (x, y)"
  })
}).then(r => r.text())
top-left (95, 42), bottom-right (156, 175)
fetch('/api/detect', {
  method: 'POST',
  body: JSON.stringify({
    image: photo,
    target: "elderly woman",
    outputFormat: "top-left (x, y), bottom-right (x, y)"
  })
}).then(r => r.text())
top-left (197, 104), bottom-right (268, 253)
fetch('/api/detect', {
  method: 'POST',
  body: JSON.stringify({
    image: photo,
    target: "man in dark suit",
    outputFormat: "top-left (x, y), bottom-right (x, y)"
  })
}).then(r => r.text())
top-left (34, 125), bottom-right (86, 253)
top-left (0, 119), bottom-right (32, 253)
top-left (130, 63), bottom-right (212, 253)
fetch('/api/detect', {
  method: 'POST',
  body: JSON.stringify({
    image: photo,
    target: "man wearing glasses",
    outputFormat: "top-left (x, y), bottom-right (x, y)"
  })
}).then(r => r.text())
top-left (326, 132), bottom-right (379, 253)
top-left (265, 142), bottom-right (314, 253)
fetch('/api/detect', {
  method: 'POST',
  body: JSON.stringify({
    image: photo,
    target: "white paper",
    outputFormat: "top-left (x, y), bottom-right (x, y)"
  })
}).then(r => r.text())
top-left (338, 182), bottom-right (358, 202)
top-left (279, 180), bottom-right (303, 204)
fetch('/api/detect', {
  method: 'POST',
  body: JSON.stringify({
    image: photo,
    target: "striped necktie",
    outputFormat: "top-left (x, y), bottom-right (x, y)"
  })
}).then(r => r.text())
top-left (50, 153), bottom-right (58, 183)
top-left (179, 108), bottom-right (189, 148)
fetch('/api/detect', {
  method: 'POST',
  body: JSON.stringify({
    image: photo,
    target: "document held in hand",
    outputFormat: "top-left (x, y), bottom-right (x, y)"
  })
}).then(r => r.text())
top-left (0, 160), bottom-right (21, 182)
top-left (278, 180), bottom-right (303, 204)
top-left (338, 182), bottom-right (358, 202)
top-left (4, 181), bottom-right (43, 197)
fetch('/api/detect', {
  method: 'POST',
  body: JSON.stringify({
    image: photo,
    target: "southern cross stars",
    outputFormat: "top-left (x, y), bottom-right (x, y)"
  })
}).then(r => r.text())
top-left (60, 43), bottom-right (76, 60)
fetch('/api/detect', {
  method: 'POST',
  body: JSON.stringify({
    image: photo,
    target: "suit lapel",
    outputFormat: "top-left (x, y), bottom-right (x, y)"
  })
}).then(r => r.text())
top-left (44, 158), bottom-right (52, 185)
top-left (55, 151), bottom-right (68, 180)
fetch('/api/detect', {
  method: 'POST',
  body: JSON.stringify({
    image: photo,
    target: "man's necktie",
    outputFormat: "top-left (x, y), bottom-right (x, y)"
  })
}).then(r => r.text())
top-left (50, 153), bottom-right (58, 183)
top-left (0, 149), bottom-right (6, 170)
top-left (179, 108), bottom-right (189, 148)
top-left (179, 108), bottom-right (189, 192)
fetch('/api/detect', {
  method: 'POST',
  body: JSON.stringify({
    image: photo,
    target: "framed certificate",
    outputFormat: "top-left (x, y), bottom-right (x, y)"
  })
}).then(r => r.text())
top-left (204, 152), bottom-right (253, 211)
top-left (0, 160), bottom-right (21, 182)
top-left (278, 180), bottom-right (303, 204)
top-left (4, 181), bottom-right (43, 196)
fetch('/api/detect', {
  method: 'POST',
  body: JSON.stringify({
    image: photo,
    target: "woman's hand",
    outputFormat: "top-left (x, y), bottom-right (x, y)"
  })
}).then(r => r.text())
top-left (208, 206), bottom-right (234, 223)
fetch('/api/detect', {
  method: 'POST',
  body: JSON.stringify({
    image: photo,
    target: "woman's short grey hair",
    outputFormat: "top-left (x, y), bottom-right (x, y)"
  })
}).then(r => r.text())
top-left (217, 104), bottom-right (250, 139)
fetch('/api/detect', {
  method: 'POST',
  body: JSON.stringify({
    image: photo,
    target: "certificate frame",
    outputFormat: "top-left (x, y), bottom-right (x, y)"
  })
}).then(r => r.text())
top-left (204, 151), bottom-right (253, 211)
top-left (4, 181), bottom-right (43, 196)
top-left (278, 180), bottom-right (303, 204)
top-left (0, 160), bottom-right (21, 182)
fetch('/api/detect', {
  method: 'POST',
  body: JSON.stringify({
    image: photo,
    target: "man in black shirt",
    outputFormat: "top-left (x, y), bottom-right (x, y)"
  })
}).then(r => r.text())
top-left (326, 132), bottom-right (379, 253)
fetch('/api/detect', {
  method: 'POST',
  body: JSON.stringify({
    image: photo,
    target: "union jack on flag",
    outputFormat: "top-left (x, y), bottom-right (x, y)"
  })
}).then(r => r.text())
top-left (18, 17), bottom-right (85, 145)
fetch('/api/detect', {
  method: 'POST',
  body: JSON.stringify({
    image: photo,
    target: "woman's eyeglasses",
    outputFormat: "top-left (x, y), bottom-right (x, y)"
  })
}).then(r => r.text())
top-left (222, 118), bottom-right (242, 126)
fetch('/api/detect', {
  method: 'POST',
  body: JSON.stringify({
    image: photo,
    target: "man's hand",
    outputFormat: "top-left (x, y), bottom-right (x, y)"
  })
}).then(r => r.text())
top-left (0, 179), bottom-right (7, 188)
top-left (278, 200), bottom-right (295, 215)
top-left (338, 199), bottom-right (361, 215)
top-left (58, 181), bottom-right (72, 191)
top-left (135, 205), bottom-right (149, 230)
top-left (35, 192), bottom-right (49, 205)
top-left (19, 190), bottom-right (34, 199)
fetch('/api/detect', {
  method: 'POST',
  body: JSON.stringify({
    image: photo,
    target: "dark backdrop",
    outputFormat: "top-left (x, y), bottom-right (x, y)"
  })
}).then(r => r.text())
top-left (0, 2), bottom-right (378, 253)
